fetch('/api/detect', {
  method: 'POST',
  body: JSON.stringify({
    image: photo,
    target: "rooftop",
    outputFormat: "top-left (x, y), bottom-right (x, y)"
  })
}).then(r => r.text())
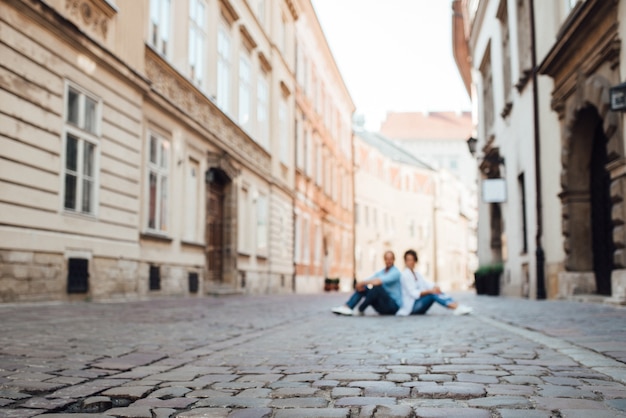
top-left (354, 129), bottom-right (434, 171)
top-left (379, 111), bottom-right (472, 141)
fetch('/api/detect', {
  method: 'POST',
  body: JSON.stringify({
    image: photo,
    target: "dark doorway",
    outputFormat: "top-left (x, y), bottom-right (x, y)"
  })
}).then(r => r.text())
top-left (67, 258), bottom-right (89, 293)
top-left (590, 117), bottom-right (613, 295)
top-left (206, 169), bottom-right (228, 283)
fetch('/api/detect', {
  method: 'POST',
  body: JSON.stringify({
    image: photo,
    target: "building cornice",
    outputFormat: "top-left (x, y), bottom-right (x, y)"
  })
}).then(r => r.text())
top-left (144, 46), bottom-right (271, 177)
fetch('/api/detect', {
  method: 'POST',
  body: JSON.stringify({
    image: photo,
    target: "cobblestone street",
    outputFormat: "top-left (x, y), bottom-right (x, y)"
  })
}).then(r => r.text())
top-left (1, 293), bottom-right (626, 418)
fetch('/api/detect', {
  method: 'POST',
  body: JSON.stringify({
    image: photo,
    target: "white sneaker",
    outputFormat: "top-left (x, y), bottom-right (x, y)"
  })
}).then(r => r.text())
top-left (332, 305), bottom-right (353, 316)
top-left (353, 309), bottom-right (364, 316)
top-left (453, 305), bottom-right (473, 316)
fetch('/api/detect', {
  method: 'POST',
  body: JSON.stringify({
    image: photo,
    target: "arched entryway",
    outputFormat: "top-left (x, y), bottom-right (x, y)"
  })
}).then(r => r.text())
top-left (564, 106), bottom-right (614, 295)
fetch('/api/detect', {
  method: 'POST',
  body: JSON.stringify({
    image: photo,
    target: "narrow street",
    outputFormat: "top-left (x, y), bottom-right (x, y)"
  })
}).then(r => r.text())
top-left (1, 293), bottom-right (625, 417)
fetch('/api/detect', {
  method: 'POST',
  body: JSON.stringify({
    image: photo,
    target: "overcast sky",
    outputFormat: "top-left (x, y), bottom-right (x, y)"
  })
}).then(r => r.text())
top-left (311, 0), bottom-right (472, 130)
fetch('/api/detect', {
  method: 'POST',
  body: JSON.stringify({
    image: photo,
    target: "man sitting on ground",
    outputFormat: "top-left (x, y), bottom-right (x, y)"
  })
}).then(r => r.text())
top-left (332, 251), bottom-right (402, 316)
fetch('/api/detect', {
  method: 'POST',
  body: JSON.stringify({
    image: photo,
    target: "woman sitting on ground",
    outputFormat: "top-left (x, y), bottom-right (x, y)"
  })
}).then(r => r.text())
top-left (397, 249), bottom-right (473, 316)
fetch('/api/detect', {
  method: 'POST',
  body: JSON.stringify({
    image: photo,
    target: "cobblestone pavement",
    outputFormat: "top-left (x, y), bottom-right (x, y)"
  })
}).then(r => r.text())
top-left (1, 292), bottom-right (626, 417)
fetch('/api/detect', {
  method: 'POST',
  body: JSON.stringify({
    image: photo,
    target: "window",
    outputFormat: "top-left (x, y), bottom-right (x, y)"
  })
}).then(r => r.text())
top-left (149, 0), bottom-right (171, 56)
top-left (67, 258), bottom-right (89, 294)
top-left (147, 133), bottom-right (170, 233)
top-left (497, 0), bottom-right (512, 105)
top-left (239, 186), bottom-right (252, 253)
top-left (189, 0), bottom-right (206, 88)
top-left (315, 142), bottom-right (322, 186)
top-left (519, 173), bottom-right (528, 254)
top-left (279, 98), bottom-right (289, 164)
top-left (296, 113), bottom-right (305, 169)
top-left (294, 212), bottom-right (302, 263)
top-left (302, 215), bottom-right (310, 264)
top-left (217, 23), bottom-right (231, 114)
top-left (480, 45), bottom-right (494, 134)
top-left (314, 223), bottom-right (322, 266)
top-left (256, 192), bottom-right (268, 253)
top-left (278, 13), bottom-right (287, 55)
top-left (354, 203), bottom-right (359, 224)
top-left (238, 52), bottom-right (252, 130)
top-left (63, 84), bottom-right (100, 215)
top-left (184, 159), bottom-right (200, 242)
top-left (257, 73), bottom-right (269, 149)
top-left (304, 130), bottom-right (312, 177)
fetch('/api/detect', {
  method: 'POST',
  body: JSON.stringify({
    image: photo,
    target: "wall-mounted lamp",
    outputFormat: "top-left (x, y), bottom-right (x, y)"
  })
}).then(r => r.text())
top-left (610, 81), bottom-right (626, 112)
top-left (466, 136), bottom-right (478, 156)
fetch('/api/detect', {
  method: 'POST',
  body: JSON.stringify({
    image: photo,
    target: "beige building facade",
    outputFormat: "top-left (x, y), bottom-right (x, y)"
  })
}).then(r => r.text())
top-left (354, 129), bottom-right (474, 291)
top-left (0, 0), bottom-right (333, 302)
top-left (292, 1), bottom-right (355, 293)
top-left (454, 0), bottom-right (626, 303)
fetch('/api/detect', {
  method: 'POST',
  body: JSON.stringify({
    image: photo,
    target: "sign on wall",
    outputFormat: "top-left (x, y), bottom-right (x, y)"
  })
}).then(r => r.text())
top-left (482, 178), bottom-right (507, 203)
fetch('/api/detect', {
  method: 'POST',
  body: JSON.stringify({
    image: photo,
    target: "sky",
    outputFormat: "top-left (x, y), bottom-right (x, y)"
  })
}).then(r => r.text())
top-left (311, 0), bottom-right (472, 130)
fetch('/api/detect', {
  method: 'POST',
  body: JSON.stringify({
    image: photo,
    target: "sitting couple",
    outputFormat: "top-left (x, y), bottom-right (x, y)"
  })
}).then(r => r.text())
top-left (331, 250), bottom-right (473, 316)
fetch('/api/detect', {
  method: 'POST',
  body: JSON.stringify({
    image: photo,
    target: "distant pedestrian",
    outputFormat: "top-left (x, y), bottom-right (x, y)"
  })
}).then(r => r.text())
top-left (397, 249), bottom-right (473, 316)
top-left (331, 251), bottom-right (402, 316)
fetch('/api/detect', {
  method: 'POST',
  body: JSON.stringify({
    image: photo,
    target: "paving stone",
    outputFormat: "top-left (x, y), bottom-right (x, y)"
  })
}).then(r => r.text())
top-left (149, 386), bottom-right (192, 399)
top-left (236, 389), bottom-right (272, 398)
top-left (324, 372), bottom-right (381, 381)
top-left (333, 396), bottom-right (396, 407)
top-left (331, 387), bottom-right (361, 397)
top-left (0, 408), bottom-right (47, 417)
top-left (133, 397), bottom-right (198, 408)
top-left (312, 380), bottom-right (339, 388)
top-left (194, 397), bottom-right (271, 408)
top-left (486, 384), bottom-right (535, 396)
top-left (82, 396), bottom-right (113, 412)
top-left (533, 397), bottom-right (609, 410)
top-left (98, 406), bottom-right (153, 418)
top-left (186, 389), bottom-right (236, 398)
top-left (607, 398), bottom-right (626, 412)
top-left (456, 373), bottom-right (499, 384)
top-left (364, 386), bottom-right (410, 398)
top-left (280, 373), bottom-right (323, 382)
top-left (0, 390), bottom-right (31, 400)
top-left (102, 386), bottom-right (154, 400)
top-left (0, 399), bottom-right (14, 406)
top-left (273, 409), bottom-right (349, 417)
top-left (411, 408), bottom-right (491, 418)
top-left (272, 387), bottom-right (319, 398)
top-left (498, 409), bottom-right (553, 418)
top-left (227, 408), bottom-right (273, 418)
top-left (412, 382), bottom-right (486, 399)
top-left (213, 382), bottom-right (265, 391)
top-left (467, 396), bottom-right (532, 408)
top-left (269, 397), bottom-right (328, 408)
top-left (347, 381), bottom-right (396, 389)
top-left (47, 384), bottom-right (108, 399)
top-left (502, 375), bottom-right (543, 385)
top-left (541, 376), bottom-right (582, 386)
top-left (559, 411), bottom-right (626, 418)
top-left (416, 374), bottom-right (453, 382)
top-left (359, 404), bottom-right (414, 418)
top-left (387, 366), bottom-right (427, 374)
top-left (153, 408), bottom-right (177, 418)
top-left (236, 374), bottom-right (283, 383)
top-left (537, 385), bottom-right (599, 399)
top-left (92, 353), bottom-right (165, 371)
top-left (176, 408), bottom-right (231, 417)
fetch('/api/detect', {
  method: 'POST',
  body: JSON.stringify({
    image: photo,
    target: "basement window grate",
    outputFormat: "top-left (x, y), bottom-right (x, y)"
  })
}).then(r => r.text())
top-left (188, 272), bottom-right (199, 293)
top-left (67, 258), bottom-right (89, 294)
top-left (149, 265), bottom-right (161, 291)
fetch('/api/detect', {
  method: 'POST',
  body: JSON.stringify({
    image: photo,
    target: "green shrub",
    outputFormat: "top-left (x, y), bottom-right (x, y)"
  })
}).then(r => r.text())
top-left (474, 263), bottom-right (504, 275)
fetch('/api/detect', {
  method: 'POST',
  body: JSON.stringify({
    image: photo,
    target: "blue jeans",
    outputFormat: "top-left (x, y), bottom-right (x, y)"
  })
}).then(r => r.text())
top-left (345, 286), bottom-right (399, 315)
top-left (411, 293), bottom-right (454, 315)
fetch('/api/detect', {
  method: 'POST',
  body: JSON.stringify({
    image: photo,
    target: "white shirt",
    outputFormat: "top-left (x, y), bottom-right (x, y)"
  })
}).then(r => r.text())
top-left (396, 267), bottom-right (435, 316)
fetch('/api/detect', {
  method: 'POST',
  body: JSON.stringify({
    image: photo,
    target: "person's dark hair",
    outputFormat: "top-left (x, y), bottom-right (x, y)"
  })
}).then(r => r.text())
top-left (404, 249), bottom-right (418, 262)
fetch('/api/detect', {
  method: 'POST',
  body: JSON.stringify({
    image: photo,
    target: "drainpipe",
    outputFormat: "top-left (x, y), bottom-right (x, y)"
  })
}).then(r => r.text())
top-left (529, 0), bottom-right (547, 299)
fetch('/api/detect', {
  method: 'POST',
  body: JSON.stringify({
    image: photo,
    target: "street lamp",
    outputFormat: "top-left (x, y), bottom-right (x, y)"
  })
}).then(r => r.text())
top-left (610, 81), bottom-right (626, 112)
top-left (466, 136), bottom-right (478, 156)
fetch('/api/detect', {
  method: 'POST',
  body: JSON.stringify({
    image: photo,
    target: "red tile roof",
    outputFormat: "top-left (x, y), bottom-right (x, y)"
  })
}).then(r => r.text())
top-left (379, 111), bottom-right (472, 141)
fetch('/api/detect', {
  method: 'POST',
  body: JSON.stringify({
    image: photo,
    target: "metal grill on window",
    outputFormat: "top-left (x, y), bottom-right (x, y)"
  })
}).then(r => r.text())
top-left (149, 265), bottom-right (161, 291)
top-left (67, 258), bottom-right (89, 294)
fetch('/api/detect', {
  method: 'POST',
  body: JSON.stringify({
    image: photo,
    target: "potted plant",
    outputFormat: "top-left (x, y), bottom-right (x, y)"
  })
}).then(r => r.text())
top-left (474, 263), bottom-right (503, 296)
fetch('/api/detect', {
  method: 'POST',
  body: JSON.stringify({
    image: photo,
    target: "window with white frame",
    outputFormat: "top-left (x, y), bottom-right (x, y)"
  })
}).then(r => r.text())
top-left (256, 72), bottom-right (269, 149)
top-left (147, 132), bottom-right (170, 233)
top-left (278, 13), bottom-right (287, 55)
top-left (302, 215), bottom-right (310, 264)
top-left (315, 142), bottom-right (322, 186)
top-left (314, 223), bottom-right (322, 266)
top-left (63, 84), bottom-right (100, 215)
top-left (184, 158), bottom-right (200, 242)
top-left (217, 23), bottom-right (232, 115)
top-left (149, 0), bottom-right (171, 56)
top-left (279, 97), bottom-right (289, 164)
top-left (239, 186), bottom-right (251, 253)
top-left (189, 0), bottom-right (206, 88)
top-left (238, 52), bottom-right (252, 130)
top-left (296, 112), bottom-right (304, 169)
top-left (294, 211), bottom-right (302, 263)
top-left (256, 192), bottom-right (268, 254)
